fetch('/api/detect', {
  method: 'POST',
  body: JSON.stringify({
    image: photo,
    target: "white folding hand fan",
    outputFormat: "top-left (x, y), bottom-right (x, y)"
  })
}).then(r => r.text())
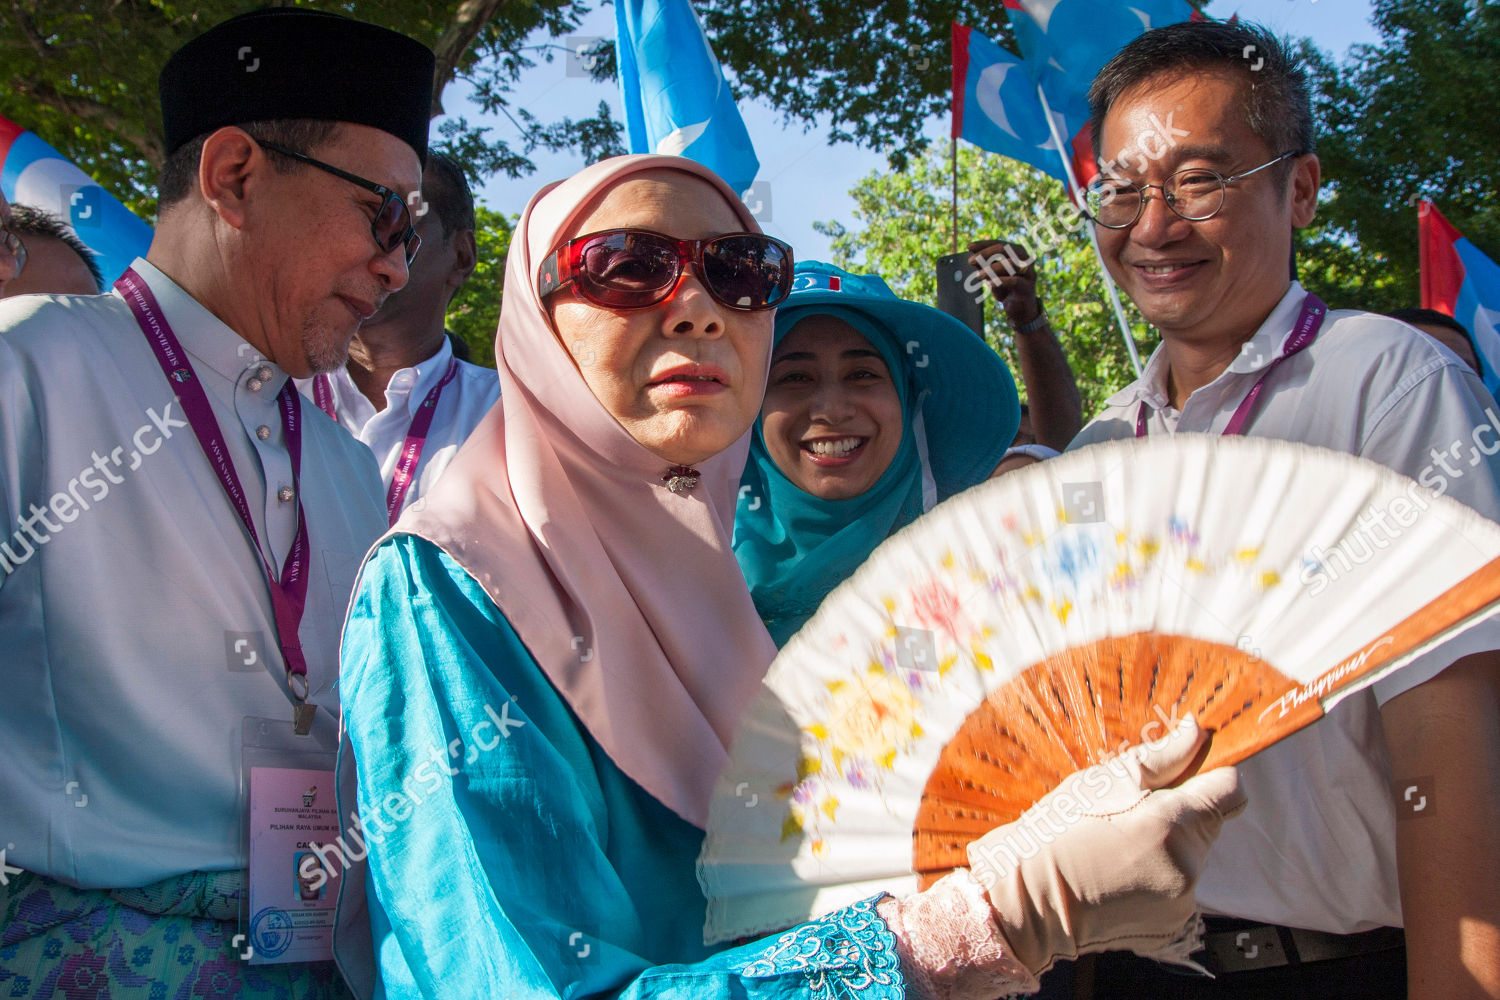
top-left (699, 435), bottom-right (1500, 943)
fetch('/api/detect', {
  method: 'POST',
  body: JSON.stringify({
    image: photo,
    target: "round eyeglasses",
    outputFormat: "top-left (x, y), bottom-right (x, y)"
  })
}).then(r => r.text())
top-left (1083, 151), bottom-right (1303, 229)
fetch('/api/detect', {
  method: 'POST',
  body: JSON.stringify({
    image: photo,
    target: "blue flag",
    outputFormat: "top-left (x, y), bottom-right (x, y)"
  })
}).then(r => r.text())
top-left (951, 24), bottom-right (1071, 182)
top-left (1004, 0), bottom-right (1193, 137)
top-left (0, 113), bottom-right (153, 286)
top-left (616, 0), bottom-right (759, 194)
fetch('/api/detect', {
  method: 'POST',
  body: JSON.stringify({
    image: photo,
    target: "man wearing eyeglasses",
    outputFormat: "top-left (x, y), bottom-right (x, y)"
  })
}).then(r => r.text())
top-left (1061, 19), bottom-right (1500, 1000)
top-left (298, 152), bottom-right (500, 523)
top-left (0, 9), bottom-right (431, 996)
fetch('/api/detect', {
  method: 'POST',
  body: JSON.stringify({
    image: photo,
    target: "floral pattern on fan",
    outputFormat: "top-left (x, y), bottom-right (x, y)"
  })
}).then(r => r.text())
top-left (782, 514), bottom-right (1287, 847)
top-left (783, 660), bottom-right (935, 853)
top-left (965, 515), bottom-right (1282, 623)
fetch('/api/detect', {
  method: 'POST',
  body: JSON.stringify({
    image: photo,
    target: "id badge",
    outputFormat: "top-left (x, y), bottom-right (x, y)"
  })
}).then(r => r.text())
top-left (241, 717), bottom-right (339, 965)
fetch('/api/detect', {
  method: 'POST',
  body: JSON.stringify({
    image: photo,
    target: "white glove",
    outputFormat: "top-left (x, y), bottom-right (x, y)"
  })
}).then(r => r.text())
top-left (965, 714), bottom-right (1246, 975)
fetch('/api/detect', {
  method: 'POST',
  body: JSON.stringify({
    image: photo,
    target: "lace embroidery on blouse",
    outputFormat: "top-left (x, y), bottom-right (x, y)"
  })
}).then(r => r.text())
top-left (735, 895), bottom-right (904, 999)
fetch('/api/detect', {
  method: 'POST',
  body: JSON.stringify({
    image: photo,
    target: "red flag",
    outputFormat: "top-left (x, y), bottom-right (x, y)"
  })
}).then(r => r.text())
top-left (1070, 121), bottom-right (1099, 189)
top-left (1419, 199), bottom-right (1465, 315)
top-left (951, 22), bottom-right (970, 141)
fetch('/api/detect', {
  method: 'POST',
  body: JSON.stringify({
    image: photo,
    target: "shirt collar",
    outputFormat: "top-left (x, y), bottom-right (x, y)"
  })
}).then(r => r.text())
top-left (316, 335), bottom-right (457, 424)
top-left (123, 258), bottom-right (289, 395)
top-left (1100, 281), bottom-right (1305, 413)
top-left (382, 336), bottom-right (455, 415)
top-left (1104, 341), bottom-right (1171, 410)
top-left (1223, 281), bottom-right (1306, 375)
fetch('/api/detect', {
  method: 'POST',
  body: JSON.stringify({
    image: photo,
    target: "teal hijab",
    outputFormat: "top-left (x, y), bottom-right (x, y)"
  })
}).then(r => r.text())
top-left (734, 262), bottom-right (1020, 646)
top-left (735, 306), bottom-right (926, 645)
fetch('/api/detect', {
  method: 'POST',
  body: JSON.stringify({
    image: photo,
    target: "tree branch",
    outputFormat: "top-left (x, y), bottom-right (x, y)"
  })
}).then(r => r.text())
top-left (12, 79), bottom-right (165, 167)
top-left (430, 0), bottom-right (509, 118)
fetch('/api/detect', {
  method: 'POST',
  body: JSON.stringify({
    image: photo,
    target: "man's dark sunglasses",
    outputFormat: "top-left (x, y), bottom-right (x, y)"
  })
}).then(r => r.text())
top-left (538, 229), bottom-right (794, 312)
top-left (255, 139), bottom-right (421, 264)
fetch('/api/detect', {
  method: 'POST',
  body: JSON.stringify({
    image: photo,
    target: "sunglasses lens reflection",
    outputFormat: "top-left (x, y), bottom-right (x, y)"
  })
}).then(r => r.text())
top-left (372, 195), bottom-right (420, 263)
top-left (704, 236), bottom-right (791, 310)
top-left (571, 231), bottom-right (790, 311)
top-left (579, 233), bottom-right (681, 307)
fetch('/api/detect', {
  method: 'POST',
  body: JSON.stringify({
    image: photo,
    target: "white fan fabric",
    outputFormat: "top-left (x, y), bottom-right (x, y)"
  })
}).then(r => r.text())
top-left (699, 435), bottom-right (1500, 943)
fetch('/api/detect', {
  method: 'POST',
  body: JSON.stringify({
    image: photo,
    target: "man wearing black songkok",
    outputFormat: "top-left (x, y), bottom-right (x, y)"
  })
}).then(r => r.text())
top-left (0, 10), bottom-right (432, 998)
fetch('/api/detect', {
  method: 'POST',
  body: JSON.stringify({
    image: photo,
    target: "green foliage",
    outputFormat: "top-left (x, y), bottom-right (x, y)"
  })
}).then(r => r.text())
top-left (1294, 215), bottom-right (1407, 315)
top-left (814, 144), bottom-right (1153, 415)
top-left (1309, 0), bottom-right (1500, 306)
top-left (447, 204), bottom-right (513, 369)
top-left (0, 2), bottom-right (623, 219)
top-left (8, 0), bottom-right (1484, 333)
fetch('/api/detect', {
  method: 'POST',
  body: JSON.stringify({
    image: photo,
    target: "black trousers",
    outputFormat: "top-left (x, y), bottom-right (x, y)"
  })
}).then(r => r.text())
top-left (1032, 930), bottom-right (1407, 1000)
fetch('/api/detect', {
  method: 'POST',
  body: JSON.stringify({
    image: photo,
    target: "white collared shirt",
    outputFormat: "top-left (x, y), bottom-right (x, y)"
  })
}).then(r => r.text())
top-left (1072, 280), bottom-right (1500, 933)
top-left (0, 258), bottom-right (386, 888)
top-left (296, 338), bottom-right (499, 515)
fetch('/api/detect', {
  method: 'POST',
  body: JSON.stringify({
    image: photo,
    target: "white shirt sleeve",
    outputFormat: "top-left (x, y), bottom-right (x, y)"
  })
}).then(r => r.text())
top-left (1358, 359), bottom-right (1500, 703)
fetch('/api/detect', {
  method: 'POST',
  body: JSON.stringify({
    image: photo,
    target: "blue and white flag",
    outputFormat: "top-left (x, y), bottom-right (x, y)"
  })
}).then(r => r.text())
top-left (1004, 0), bottom-right (1194, 136)
top-left (0, 113), bottom-right (153, 285)
top-left (616, 0), bottom-right (759, 194)
top-left (951, 24), bottom-right (1071, 182)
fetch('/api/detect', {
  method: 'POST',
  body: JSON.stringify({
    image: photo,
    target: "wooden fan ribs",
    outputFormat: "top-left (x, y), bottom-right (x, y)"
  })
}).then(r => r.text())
top-left (911, 633), bottom-right (1312, 884)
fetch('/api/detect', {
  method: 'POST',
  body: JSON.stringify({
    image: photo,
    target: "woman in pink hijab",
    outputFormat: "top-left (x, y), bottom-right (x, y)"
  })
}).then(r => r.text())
top-left (330, 155), bottom-right (1245, 1000)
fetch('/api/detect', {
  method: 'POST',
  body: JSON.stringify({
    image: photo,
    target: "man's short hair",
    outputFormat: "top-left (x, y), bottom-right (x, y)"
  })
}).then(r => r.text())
top-left (156, 119), bottom-right (342, 210)
top-left (10, 205), bottom-right (104, 291)
top-left (1088, 20), bottom-right (1315, 181)
top-left (421, 151), bottom-right (476, 242)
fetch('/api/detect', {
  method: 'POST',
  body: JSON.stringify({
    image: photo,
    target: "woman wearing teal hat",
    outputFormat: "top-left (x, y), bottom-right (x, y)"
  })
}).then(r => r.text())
top-left (735, 261), bottom-right (1022, 645)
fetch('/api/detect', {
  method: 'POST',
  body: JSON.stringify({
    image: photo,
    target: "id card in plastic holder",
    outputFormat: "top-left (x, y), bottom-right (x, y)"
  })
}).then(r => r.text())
top-left (240, 717), bottom-right (339, 965)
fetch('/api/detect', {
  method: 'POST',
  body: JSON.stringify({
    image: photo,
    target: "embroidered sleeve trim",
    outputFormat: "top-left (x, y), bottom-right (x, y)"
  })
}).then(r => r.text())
top-left (734, 895), bottom-right (905, 999)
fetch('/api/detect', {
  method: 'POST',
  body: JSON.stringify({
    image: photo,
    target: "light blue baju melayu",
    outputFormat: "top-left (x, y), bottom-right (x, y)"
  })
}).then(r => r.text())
top-left (337, 535), bottom-right (907, 1000)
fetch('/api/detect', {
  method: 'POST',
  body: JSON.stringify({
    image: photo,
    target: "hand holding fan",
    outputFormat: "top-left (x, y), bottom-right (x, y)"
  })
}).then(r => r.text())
top-left (699, 435), bottom-right (1500, 943)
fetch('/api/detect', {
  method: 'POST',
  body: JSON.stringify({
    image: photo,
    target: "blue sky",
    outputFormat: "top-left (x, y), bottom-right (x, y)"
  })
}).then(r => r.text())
top-left (446, 0), bottom-right (1381, 261)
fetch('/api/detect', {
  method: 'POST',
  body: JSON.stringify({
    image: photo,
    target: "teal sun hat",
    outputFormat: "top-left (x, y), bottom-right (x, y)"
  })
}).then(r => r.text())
top-left (735, 260), bottom-right (1021, 645)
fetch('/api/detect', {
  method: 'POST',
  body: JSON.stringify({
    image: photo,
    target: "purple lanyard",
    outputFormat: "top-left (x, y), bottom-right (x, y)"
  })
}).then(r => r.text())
top-left (1136, 294), bottom-right (1328, 439)
top-left (311, 373), bottom-right (337, 422)
top-left (312, 360), bottom-right (459, 525)
top-left (115, 268), bottom-right (317, 733)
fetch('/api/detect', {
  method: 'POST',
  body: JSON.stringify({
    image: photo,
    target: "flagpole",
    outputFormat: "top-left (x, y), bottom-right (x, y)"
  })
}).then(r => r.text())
top-left (1034, 83), bottom-right (1143, 377)
top-left (951, 136), bottom-right (959, 254)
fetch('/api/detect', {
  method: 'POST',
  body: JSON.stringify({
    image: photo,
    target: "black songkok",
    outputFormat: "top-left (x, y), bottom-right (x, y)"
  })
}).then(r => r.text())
top-left (159, 8), bottom-right (435, 162)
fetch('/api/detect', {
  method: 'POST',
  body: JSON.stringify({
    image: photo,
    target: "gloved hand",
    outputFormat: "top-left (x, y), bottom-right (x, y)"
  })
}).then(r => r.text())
top-left (965, 714), bottom-right (1246, 975)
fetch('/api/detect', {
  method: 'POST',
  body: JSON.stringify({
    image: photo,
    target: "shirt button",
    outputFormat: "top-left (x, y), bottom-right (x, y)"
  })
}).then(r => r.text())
top-left (247, 378), bottom-right (263, 392)
top-left (256, 425), bottom-right (271, 440)
top-left (257, 366), bottom-right (273, 382)
top-left (278, 485), bottom-right (295, 503)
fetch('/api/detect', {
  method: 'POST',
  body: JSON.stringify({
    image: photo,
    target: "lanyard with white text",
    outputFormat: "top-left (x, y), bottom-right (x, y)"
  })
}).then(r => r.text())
top-left (312, 360), bottom-right (460, 524)
top-left (1135, 293), bottom-right (1328, 439)
top-left (115, 268), bottom-right (317, 734)
top-left (311, 373), bottom-right (338, 422)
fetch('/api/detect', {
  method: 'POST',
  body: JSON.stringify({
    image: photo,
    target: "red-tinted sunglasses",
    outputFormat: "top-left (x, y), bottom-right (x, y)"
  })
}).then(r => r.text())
top-left (538, 229), bottom-right (794, 312)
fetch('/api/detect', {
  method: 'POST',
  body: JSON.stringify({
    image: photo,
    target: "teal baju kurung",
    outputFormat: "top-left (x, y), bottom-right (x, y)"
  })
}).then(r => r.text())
top-left (336, 535), bottom-right (910, 1000)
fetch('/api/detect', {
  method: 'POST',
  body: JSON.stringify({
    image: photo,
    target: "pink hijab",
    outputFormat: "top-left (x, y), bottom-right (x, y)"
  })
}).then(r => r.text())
top-left (397, 154), bottom-right (779, 828)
